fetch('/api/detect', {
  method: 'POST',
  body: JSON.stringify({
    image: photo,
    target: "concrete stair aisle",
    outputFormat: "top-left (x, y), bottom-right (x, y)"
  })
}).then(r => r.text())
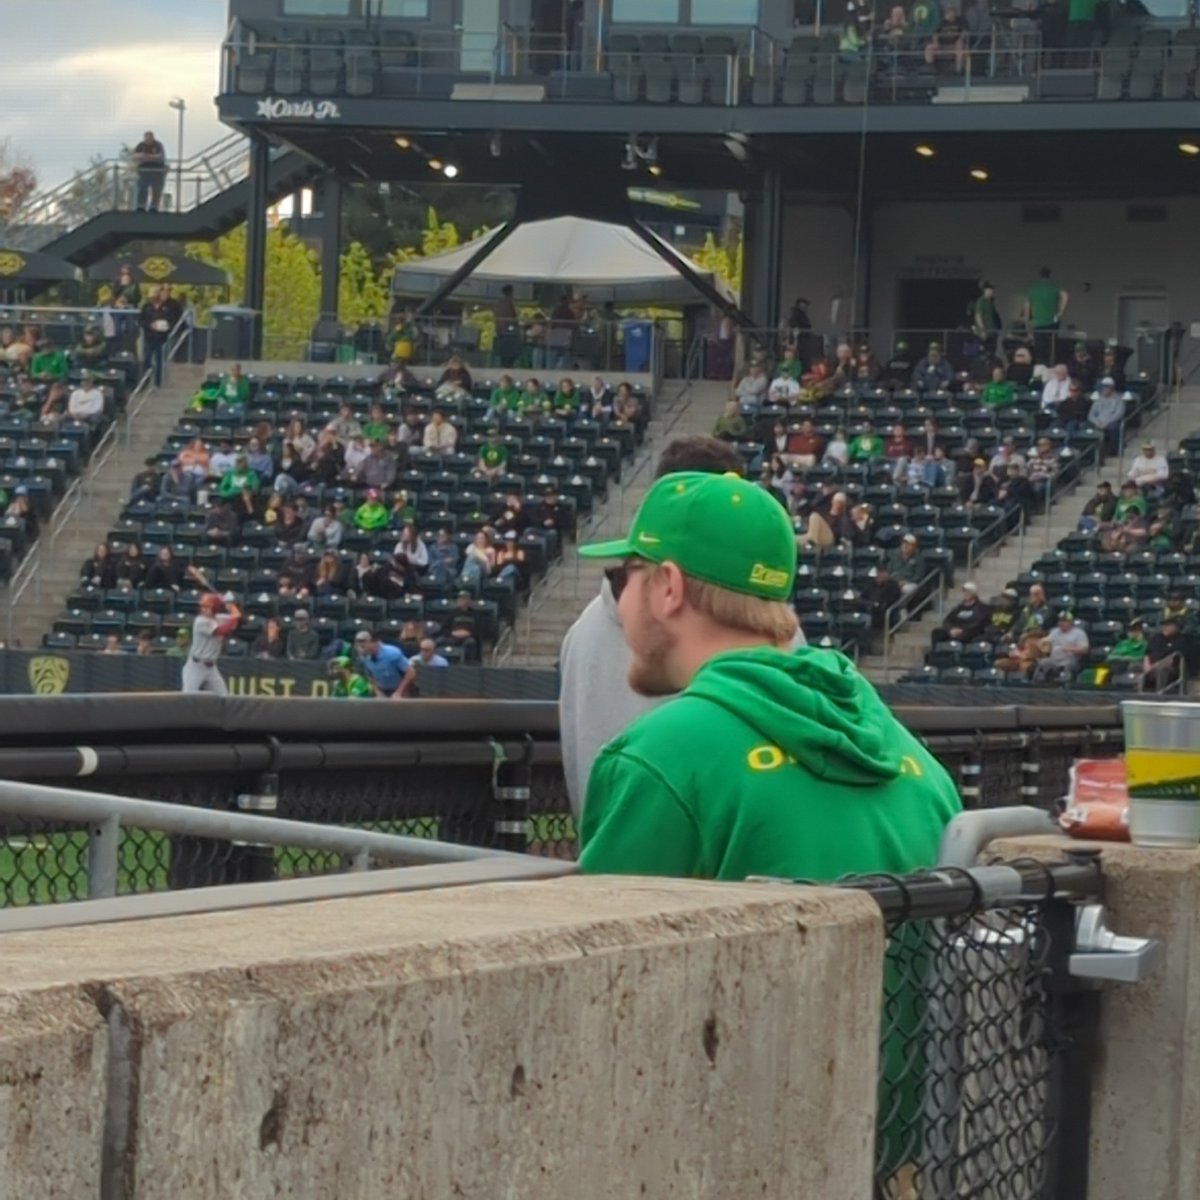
top-left (509, 379), bottom-right (733, 666)
top-left (859, 383), bottom-right (1200, 682)
top-left (6, 366), bottom-right (206, 649)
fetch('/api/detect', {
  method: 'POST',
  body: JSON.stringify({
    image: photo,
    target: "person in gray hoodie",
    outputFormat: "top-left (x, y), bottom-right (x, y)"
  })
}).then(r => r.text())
top-left (560, 435), bottom-right (804, 819)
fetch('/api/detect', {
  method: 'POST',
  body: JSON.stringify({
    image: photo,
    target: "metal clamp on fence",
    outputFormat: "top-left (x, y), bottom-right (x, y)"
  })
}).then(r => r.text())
top-left (1071, 902), bottom-right (1161, 984)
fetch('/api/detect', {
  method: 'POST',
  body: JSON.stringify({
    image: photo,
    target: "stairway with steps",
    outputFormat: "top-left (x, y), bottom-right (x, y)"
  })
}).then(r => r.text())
top-left (860, 384), bottom-right (1200, 682)
top-left (507, 378), bottom-right (733, 666)
top-left (6, 365), bottom-right (207, 649)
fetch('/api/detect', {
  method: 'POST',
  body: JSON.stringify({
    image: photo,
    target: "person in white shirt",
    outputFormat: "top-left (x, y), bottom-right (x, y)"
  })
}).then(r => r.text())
top-left (423, 409), bottom-right (458, 455)
top-left (181, 593), bottom-right (242, 694)
top-left (1040, 363), bottom-right (1071, 413)
top-left (768, 373), bottom-right (801, 404)
top-left (343, 435), bottom-right (370, 478)
top-left (208, 440), bottom-right (237, 479)
top-left (1128, 441), bottom-right (1169, 490)
top-left (67, 372), bottom-right (106, 423)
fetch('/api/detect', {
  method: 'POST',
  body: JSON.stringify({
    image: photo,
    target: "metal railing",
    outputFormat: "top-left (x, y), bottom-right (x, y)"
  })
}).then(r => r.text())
top-left (881, 564), bottom-right (945, 680)
top-left (3, 133), bottom-right (251, 252)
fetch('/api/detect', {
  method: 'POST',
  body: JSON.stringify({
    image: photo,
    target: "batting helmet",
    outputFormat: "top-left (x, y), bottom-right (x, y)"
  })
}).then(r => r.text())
top-left (198, 593), bottom-right (224, 613)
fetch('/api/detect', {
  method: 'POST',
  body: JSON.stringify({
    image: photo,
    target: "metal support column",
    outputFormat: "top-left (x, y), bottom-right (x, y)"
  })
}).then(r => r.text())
top-left (317, 174), bottom-right (343, 323)
top-left (243, 132), bottom-right (271, 359)
top-left (412, 221), bottom-right (517, 319)
top-left (744, 160), bottom-right (784, 331)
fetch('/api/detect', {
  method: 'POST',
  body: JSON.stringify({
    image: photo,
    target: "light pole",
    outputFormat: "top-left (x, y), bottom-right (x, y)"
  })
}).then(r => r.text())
top-left (168, 97), bottom-right (186, 211)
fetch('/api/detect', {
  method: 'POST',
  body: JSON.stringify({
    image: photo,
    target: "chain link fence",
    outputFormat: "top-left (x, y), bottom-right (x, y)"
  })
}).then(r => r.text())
top-left (843, 860), bottom-right (1099, 1200)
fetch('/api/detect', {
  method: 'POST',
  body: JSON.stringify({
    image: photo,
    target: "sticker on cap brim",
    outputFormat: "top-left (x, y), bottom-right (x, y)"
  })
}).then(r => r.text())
top-left (749, 564), bottom-right (790, 590)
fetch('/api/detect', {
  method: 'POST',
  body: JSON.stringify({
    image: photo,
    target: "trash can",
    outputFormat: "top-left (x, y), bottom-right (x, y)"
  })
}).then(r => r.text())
top-left (623, 320), bottom-right (653, 373)
top-left (209, 306), bottom-right (259, 361)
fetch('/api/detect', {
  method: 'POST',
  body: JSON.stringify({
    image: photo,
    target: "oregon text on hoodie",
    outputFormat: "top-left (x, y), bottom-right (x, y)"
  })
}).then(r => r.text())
top-left (580, 645), bottom-right (961, 881)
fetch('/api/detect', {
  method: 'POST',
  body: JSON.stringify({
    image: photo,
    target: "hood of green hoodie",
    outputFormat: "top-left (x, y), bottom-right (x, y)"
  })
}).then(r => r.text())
top-left (686, 645), bottom-right (902, 785)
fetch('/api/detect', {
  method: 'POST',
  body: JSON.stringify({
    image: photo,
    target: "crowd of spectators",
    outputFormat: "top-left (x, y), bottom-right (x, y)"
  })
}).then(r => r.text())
top-left (916, 431), bottom-right (1197, 691)
top-left (50, 357), bottom-right (647, 675)
top-left (717, 305), bottom-right (1152, 665)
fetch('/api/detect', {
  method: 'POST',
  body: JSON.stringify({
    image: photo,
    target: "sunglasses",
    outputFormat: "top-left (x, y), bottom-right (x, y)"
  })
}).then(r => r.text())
top-left (604, 559), bottom-right (648, 602)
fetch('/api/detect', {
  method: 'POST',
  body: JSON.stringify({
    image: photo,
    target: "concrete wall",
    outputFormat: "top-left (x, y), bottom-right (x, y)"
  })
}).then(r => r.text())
top-left (781, 197), bottom-right (1194, 349)
top-left (0, 877), bottom-right (884, 1199)
top-left (992, 834), bottom-right (1200, 1200)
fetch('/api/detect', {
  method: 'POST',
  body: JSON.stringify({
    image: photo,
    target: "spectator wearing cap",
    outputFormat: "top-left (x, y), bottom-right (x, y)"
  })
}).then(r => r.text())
top-left (861, 564), bottom-right (902, 631)
top-left (354, 488), bottom-right (389, 532)
top-left (1106, 618), bottom-right (1148, 674)
top-left (1113, 479), bottom-right (1148, 523)
top-left (1040, 364), bottom-right (1071, 414)
top-left (72, 327), bottom-right (108, 370)
top-left (1128, 441), bottom-right (1169, 493)
top-left (911, 342), bottom-right (953, 391)
top-left (329, 655), bottom-right (373, 698)
top-left (423, 409), bottom-right (458, 456)
top-left (768, 369), bottom-right (801, 405)
top-left (1032, 612), bottom-right (1089, 684)
top-left (1068, 341), bottom-right (1098, 393)
top-left (1058, 377), bottom-right (1092, 438)
top-left (958, 456), bottom-right (997, 507)
top-left (972, 282), bottom-right (1002, 356)
top-left (159, 458), bottom-right (195, 502)
top-left (1088, 378), bottom-right (1126, 454)
top-left (1078, 481), bottom-right (1116, 535)
top-left (284, 610), bottom-right (320, 661)
top-left (30, 338), bottom-right (69, 385)
top-left (1144, 616), bottom-right (1186, 692)
top-left (933, 582), bottom-right (991, 646)
top-left (988, 437), bottom-right (1025, 477)
top-left (886, 533), bottom-right (924, 599)
top-left (983, 588), bottom-right (1020, 644)
top-left (1026, 437), bottom-right (1058, 489)
top-left (355, 629), bottom-right (410, 697)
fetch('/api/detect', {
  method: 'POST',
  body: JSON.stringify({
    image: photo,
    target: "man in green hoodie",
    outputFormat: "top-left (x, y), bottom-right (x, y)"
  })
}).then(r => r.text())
top-left (577, 470), bottom-right (960, 882)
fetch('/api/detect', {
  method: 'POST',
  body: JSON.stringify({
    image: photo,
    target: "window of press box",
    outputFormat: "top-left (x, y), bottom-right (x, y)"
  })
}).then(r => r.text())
top-left (611, 0), bottom-right (680, 22)
top-left (690, 0), bottom-right (758, 21)
top-left (378, 0), bottom-right (430, 15)
top-left (282, 0), bottom-right (352, 15)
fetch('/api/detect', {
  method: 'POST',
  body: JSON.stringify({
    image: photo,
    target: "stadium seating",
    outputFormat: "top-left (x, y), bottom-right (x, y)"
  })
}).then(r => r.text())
top-left (0, 314), bottom-right (135, 582)
top-left (44, 369), bottom-right (647, 665)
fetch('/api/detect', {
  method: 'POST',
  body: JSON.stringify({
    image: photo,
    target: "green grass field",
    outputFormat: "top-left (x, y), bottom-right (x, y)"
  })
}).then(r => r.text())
top-left (0, 815), bottom-right (578, 907)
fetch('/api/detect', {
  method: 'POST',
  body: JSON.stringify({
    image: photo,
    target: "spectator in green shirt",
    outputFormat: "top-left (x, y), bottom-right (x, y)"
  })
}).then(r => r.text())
top-left (521, 376), bottom-right (549, 414)
top-left (72, 327), bottom-right (108, 370)
top-left (1023, 267), bottom-right (1069, 362)
top-left (490, 375), bottom-right (522, 414)
top-left (1114, 481), bottom-right (1148, 522)
top-left (216, 454), bottom-right (260, 500)
top-left (981, 364), bottom-right (1016, 407)
top-left (362, 402), bottom-right (390, 444)
top-left (849, 429), bottom-right (885, 461)
top-left (553, 377), bottom-right (579, 414)
top-left (328, 655), bottom-right (373, 698)
top-left (355, 487), bottom-right (390, 531)
top-left (712, 399), bottom-right (746, 441)
top-left (478, 429), bottom-right (509, 480)
top-left (776, 344), bottom-right (803, 381)
top-left (972, 281), bottom-right (1002, 355)
top-left (30, 340), bottom-right (69, 384)
top-left (1107, 620), bottom-right (1147, 669)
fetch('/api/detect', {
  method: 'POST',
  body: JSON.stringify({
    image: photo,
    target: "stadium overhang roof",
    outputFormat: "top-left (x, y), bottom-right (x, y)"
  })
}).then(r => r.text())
top-left (216, 108), bottom-right (1200, 202)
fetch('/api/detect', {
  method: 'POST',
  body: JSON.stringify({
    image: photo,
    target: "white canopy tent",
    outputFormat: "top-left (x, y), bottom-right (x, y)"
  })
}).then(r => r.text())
top-left (390, 215), bottom-right (736, 307)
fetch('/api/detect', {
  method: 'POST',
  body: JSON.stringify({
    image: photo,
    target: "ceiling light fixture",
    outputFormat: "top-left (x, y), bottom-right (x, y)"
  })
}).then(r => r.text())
top-left (428, 157), bottom-right (443, 171)
top-left (648, 164), bottom-right (663, 177)
top-left (915, 144), bottom-right (935, 158)
top-left (969, 167), bottom-right (989, 181)
top-left (1179, 141), bottom-right (1200, 156)
top-left (395, 136), bottom-right (412, 150)
top-left (442, 163), bottom-right (460, 179)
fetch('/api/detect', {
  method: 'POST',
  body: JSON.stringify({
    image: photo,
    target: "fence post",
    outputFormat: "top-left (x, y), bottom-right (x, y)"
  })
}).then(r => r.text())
top-left (233, 769), bottom-right (279, 883)
top-left (87, 813), bottom-right (121, 899)
top-left (491, 739), bottom-right (531, 853)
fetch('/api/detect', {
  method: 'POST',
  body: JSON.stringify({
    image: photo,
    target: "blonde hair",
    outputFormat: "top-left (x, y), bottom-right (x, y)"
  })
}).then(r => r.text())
top-left (684, 576), bottom-right (799, 644)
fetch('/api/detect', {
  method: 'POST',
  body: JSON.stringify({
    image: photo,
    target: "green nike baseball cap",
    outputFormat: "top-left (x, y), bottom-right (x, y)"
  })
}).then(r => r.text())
top-left (578, 471), bottom-right (797, 601)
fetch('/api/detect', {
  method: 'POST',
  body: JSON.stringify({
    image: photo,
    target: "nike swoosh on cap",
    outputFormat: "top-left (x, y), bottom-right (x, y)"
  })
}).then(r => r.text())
top-left (638, 532), bottom-right (661, 545)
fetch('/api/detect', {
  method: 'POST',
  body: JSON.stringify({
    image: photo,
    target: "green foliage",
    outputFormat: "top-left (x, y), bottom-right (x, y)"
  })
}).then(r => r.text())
top-left (690, 231), bottom-right (744, 295)
top-left (337, 239), bottom-right (390, 327)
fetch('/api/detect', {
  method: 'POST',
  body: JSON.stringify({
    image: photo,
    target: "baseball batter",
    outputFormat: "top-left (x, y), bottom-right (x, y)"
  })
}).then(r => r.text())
top-left (181, 593), bottom-right (241, 694)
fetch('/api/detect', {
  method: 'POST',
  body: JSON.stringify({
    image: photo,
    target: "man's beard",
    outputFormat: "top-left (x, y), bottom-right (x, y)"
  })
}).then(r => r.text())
top-left (625, 593), bottom-right (678, 698)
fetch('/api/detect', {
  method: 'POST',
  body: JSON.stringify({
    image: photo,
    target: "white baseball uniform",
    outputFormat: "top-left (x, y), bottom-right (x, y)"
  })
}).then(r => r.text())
top-left (181, 611), bottom-right (238, 694)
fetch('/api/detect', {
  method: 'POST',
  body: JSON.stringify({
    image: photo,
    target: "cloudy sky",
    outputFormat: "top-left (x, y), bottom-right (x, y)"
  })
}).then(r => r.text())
top-left (3, 0), bottom-right (230, 191)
